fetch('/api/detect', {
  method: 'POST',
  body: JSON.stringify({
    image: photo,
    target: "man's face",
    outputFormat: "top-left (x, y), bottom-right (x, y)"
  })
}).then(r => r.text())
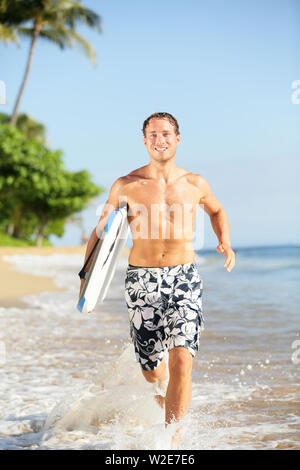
top-left (144, 118), bottom-right (180, 162)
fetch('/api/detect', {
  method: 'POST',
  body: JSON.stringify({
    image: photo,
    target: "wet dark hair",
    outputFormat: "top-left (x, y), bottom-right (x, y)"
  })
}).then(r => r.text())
top-left (142, 112), bottom-right (180, 137)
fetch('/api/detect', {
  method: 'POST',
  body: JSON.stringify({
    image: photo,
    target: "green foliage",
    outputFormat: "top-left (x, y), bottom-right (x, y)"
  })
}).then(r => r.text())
top-left (0, 112), bottom-right (47, 143)
top-left (0, 1), bottom-right (104, 245)
top-left (0, 231), bottom-right (52, 247)
top-left (45, 218), bottom-right (65, 238)
top-left (0, 0), bottom-right (102, 64)
top-left (0, 122), bottom-right (103, 245)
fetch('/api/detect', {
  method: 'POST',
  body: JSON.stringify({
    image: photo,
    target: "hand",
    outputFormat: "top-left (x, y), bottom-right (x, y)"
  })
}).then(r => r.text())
top-left (216, 243), bottom-right (236, 272)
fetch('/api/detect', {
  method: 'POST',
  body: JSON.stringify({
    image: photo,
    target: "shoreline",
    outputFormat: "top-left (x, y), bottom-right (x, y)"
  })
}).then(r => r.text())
top-left (0, 246), bottom-right (86, 309)
top-left (0, 245), bottom-right (130, 309)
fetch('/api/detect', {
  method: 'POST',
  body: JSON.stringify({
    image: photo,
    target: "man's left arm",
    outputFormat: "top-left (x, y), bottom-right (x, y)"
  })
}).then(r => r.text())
top-left (197, 175), bottom-right (236, 272)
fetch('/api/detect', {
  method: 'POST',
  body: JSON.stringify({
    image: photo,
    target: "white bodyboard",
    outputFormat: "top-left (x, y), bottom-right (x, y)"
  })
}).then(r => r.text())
top-left (77, 206), bottom-right (129, 313)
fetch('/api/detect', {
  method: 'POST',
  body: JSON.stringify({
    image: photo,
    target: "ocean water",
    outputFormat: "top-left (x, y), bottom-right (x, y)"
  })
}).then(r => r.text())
top-left (0, 245), bottom-right (299, 450)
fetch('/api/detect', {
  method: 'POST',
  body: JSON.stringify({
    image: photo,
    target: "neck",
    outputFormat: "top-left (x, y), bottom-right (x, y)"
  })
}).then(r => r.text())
top-left (146, 159), bottom-right (177, 183)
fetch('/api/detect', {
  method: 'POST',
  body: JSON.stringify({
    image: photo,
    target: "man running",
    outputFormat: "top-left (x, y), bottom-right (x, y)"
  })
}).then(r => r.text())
top-left (79, 112), bottom-right (235, 447)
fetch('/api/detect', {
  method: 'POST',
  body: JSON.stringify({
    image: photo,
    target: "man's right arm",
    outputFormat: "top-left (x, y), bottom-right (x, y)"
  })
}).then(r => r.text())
top-left (79, 177), bottom-right (126, 295)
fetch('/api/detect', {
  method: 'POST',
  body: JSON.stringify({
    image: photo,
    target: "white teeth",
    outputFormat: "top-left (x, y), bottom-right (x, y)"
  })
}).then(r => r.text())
top-left (155, 147), bottom-right (167, 151)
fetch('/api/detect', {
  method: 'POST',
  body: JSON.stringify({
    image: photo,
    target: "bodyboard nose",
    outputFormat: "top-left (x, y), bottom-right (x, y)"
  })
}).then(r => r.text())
top-left (77, 296), bottom-right (86, 313)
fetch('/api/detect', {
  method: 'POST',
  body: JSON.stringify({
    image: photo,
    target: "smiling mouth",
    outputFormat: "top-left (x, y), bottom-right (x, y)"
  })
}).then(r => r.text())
top-left (154, 147), bottom-right (168, 152)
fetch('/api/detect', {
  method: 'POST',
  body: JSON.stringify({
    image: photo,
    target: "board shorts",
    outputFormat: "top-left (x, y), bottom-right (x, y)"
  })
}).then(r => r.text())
top-left (124, 262), bottom-right (204, 371)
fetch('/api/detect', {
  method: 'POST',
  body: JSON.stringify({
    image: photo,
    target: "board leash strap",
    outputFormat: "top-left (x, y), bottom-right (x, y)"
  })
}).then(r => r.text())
top-left (78, 236), bottom-right (100, 280)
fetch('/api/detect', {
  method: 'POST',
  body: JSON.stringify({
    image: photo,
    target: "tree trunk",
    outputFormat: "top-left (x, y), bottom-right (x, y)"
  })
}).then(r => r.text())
top-left (10, 19), bottom-right (42, 126)
top-left (7, 205), bottom-right (21, 237)
top-left (36, 219), bottom-right (48, 247)
top-left (6, 222), bottom-right (14, 236)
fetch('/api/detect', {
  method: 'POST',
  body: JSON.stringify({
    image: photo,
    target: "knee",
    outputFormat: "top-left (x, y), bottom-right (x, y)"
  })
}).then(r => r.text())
top-left (142, 368), bottom-right (161, 383)
top-left (141, 359), bottom-right (166, 383)
top-left (169, 348), bottom-right (193, 380)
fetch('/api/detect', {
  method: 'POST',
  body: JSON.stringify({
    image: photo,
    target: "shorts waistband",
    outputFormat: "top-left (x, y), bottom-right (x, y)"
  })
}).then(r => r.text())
top-left (127, 262), bottom-right (196, 271)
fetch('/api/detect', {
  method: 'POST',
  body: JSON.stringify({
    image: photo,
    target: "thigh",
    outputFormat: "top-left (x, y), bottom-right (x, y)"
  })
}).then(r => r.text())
top-left (165, 263), bottom-right (204, 356)
top-left (124, 267), bottom-right (165, 371)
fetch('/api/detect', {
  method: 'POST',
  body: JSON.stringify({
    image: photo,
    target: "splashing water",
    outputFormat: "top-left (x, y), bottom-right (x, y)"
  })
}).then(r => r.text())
top-left (0, 248), bottom-right (299, 450)
top-left (43, 344), bottom-right (177, 450)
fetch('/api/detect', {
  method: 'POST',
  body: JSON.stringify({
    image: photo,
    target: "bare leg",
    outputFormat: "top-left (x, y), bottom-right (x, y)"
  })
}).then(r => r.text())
top-left (142, 357), bottom-right (168, 383)
top-left (165, 348), bottom-right (193, 448)
top-left (153, 360), bottom-right (169, 408)
top-left (142, 358), bottom-right (169, 408)
top-left (141, 349), bottom-right (193, 448)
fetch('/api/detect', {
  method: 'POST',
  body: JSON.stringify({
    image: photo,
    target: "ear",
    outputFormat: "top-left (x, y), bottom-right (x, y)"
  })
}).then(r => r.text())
top-left (176, 134), bottom-right (181, 144)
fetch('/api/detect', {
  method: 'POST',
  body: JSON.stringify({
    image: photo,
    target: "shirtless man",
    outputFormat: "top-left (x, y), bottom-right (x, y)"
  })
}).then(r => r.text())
top-left (79, 112), bottom-right (235, 446)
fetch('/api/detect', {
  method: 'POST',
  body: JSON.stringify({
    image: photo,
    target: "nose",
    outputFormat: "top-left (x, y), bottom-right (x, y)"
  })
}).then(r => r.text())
top-left (155, 136), bottom-right (166, 145)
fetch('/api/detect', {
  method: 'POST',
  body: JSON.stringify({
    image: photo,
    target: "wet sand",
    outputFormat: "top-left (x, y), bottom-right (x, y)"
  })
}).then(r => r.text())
top-left (0, 246), bottom-right (86, 308)
top-left (0, 245), bottom-right (130, 309)
top-left (0, 245), bottom-right (298, 449)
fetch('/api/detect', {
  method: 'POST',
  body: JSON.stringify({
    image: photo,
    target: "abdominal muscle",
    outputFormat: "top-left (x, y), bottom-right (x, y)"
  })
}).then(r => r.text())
top-left (126, 200), bottom-right (197, 267)
top-left (124, 172), bottom-right (199, 267)
top-left (128, 238), bottom-right (195, 267)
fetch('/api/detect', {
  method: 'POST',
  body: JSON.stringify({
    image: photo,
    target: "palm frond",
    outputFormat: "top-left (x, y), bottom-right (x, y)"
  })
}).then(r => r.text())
top-left (0, 23), bottom-right (19, 44)
top-left (0, 0), bottom-right (50, 25)
top-left (47, 0), bottom-right (102, 32)
top-left (37, 27), bottom-right (70, 49)
top-left (0, 0), bottom-right (101, 59)
top-left (66, 27), bottom-right (97, 65)
top-left (38, 24), bottom-right (97, 65)
top-left (17, 26), bottom-right (34, 38)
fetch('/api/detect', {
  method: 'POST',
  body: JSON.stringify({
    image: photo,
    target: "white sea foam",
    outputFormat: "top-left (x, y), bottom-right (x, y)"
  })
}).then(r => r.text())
top-left (0, 252), bottom-right (298, 450)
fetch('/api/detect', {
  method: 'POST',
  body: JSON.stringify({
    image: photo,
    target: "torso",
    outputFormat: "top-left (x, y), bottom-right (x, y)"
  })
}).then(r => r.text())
top-left (119, 166), bottom-right (204, 267)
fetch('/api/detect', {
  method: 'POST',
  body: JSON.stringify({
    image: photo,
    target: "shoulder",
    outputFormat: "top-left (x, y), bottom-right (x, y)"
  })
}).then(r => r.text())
top-left (126, 165), bottom-right (148, 180)
top-left (184, 171), bottom-right (211, 194)
top-left (106, 176), bottom-right (129, 208)
top-left (109, 170), bottom-right (141, 190)
top-left (107, 168), bottom-right (145, 200)
top-left (119, 166), bottom-right (149, 186)
top-left (107, 176), bottom-right (126, 198)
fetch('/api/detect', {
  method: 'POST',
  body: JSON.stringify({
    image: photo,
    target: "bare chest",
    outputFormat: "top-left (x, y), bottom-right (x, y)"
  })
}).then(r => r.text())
top-left (126, 180), bottom-right (200, 210)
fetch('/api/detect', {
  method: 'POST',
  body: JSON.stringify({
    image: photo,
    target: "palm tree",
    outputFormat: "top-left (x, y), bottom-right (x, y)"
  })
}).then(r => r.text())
top-left (0, 0), bottom-right (102, 125)
top-left (0, 112), bottom-right (47, 143)
top-left (0, 23), bottom-right (19, 44)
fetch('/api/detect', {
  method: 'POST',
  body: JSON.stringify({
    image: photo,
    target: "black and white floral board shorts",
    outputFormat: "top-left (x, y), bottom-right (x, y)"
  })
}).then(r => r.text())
top-left (124, 262), bottom-right (204, 371)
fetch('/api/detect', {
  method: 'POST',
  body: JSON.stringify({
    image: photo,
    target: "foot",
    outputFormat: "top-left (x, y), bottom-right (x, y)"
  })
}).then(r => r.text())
top-left (171, 427), bottom-right (182, 450)
top-left (154, 394), bottom-right (165, 409)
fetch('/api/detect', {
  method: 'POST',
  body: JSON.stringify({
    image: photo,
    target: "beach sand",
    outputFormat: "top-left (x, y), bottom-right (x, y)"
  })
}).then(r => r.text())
top-left (0, 246), bottom-right (86, 308)
top-left (0, 245), bottom-right (298, 450)
top-left (0, 245), bottom-right (131, 309)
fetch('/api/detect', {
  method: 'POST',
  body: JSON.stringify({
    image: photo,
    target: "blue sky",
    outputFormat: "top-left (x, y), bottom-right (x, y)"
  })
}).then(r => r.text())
top-left (1, 0), bottom-right (299, 248)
